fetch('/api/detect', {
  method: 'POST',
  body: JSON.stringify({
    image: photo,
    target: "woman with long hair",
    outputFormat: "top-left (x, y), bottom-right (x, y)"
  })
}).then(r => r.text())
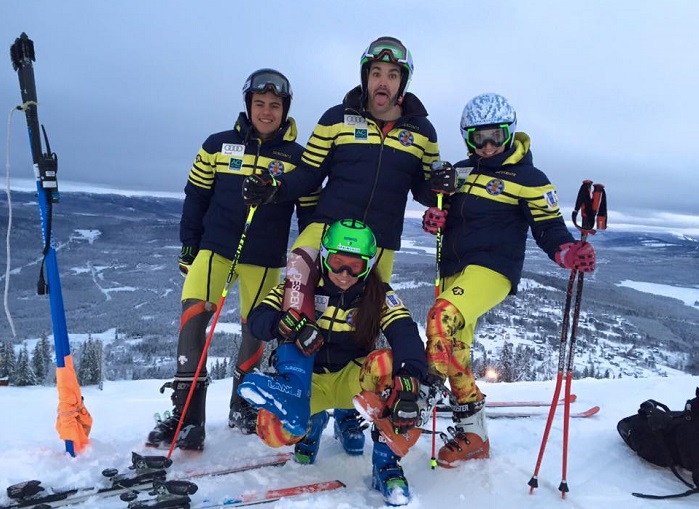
top-left (239, 219), bottom-right (426, 506)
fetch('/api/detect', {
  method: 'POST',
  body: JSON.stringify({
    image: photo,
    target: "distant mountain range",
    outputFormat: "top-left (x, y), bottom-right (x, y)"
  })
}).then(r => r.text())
top-left (0, 190), bottom-right (696, 378)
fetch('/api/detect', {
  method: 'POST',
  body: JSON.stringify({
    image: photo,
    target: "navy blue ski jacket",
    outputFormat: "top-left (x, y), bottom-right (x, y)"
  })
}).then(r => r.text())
top-left (180, 113), bottom-right (318, 267)
top-left (441, 132), bottom-right (575, 294)
top-left (248, 276), bottom-right (427, 380)
top-left (273, 86), bottom-right (440, 251)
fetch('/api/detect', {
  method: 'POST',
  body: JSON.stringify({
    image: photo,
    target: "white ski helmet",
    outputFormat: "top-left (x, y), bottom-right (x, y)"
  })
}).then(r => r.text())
top-left (460, 93), bottom-right (517, 149)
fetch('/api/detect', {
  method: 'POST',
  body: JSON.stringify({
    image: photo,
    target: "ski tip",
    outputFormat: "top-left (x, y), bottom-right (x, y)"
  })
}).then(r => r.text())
top-left (581, 405), bottom-right (601, 417)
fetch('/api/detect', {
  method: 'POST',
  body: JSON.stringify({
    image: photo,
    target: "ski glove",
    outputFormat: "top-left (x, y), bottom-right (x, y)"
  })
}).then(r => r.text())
top-left (386, 374), bottom-right (420, 434)
top-left (430, 161), bottom-right (457, 194)
top-left (555, 241), bottom-right (596, 273)
top-left (422, 207), bottom-right (448, 235)
top-left (178, 245), bottom-right (198, 278)
top-left (242, 172), bottom-right (280, 206)
top-left (277, 308), bottom-right (324, 356)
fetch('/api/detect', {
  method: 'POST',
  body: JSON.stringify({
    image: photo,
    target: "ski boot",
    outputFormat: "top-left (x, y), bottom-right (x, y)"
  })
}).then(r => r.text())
top-left (437, 398), bottom-right (489, 468)
top-left (294, 411), bottom-right (330, 464)
top-left (371, 426), bottom-right (411, 506)
top-left (333, 408), bottom-right (366, 455)
top-left (147, 379), bottom-right (208, 450)
top-left (237, 342), bottom-right (313, 436)
top-left (228, 398), bottom-right (258, 435)
top-left (229, 366), bottom-right (258, 435)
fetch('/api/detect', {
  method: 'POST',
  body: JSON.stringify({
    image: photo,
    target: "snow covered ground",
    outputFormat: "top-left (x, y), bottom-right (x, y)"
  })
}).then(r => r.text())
top-left (2, 375), bottom-right (698, 508)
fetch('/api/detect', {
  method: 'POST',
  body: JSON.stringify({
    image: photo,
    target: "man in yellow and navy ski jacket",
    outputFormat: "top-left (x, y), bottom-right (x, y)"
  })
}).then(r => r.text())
top-left (274, 84), bottom-right (440, 257)
top-left (181, 112), bottom-right (316, 267)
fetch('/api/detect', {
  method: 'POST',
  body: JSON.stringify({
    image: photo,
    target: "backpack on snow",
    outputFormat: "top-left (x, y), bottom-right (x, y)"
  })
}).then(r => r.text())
top-left (617, 387), bottom-right (699, 499)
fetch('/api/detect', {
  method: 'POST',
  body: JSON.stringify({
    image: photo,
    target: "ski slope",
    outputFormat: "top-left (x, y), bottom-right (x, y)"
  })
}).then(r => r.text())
top-left (2, 375), bottom-right (697, 508)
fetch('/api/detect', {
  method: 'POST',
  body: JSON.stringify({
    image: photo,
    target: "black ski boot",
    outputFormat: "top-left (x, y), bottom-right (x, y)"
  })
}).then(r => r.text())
top-left (147, 378), bottom-right (208, 450)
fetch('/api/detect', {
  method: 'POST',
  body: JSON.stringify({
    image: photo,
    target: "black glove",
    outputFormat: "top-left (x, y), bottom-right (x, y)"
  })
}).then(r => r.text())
top-left (242, 172), bottom-right (280, 206)
top-left (430, 161), bottom-right (457, 195)
top-left (277, 309), bottom-right (324, 356)
top-left (385, 374), bottom-right (420, 433)
top-left (178, 245), bottom-right (198, 277)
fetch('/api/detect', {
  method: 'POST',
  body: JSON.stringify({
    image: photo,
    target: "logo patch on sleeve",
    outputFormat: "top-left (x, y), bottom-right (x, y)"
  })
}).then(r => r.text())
top-left (386, 293), bottom-right (403, 309)
top-left (544, 190), bottom-right (558, 209)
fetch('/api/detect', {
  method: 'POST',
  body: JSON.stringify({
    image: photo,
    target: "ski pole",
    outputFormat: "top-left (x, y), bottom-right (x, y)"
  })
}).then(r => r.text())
top-left (559, 182), bottom-right (606, 496)
top-left (167, 205), bottom-right (258, 459)
top-left (529, 180), bottom-right (606, 494)
top-left (430, 192), bottom-right (444, 469)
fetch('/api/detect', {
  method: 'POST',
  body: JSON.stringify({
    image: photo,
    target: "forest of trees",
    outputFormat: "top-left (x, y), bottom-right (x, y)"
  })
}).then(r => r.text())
top-left (0, 335), bottom-right (104, 387)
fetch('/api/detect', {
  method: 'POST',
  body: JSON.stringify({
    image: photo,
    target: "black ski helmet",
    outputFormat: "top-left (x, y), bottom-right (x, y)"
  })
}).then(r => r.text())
top-left (242, 68), bottom-right (293, 123)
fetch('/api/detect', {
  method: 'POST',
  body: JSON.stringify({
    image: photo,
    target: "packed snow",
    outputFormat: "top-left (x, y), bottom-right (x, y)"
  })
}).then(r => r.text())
top-left (2, 375), bottom-right (698, 508)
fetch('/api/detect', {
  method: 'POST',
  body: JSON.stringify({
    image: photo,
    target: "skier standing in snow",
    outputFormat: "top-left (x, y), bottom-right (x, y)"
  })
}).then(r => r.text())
top-left (146, 69), bottom-right (318, 450)
top-left (241, 36), bottom-right (440, 455)
top-left (422, 93), bottom-right (596, 467)
top-left (238, 219), bottom-right (426, 505)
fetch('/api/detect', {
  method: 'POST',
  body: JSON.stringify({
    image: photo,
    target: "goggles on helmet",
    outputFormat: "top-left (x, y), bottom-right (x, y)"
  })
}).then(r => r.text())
top-left (244, 70), bottom-right (292, 98)
top-left (363, 38), bottom-right (410, 67)
top-left (323, 252), bottom-right (370, 279)
top-left (464, 124), bottom-right (512, 150)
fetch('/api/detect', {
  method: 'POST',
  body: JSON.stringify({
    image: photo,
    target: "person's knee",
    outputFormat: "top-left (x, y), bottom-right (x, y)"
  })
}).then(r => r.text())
top-left (359, 349), bottom-right (393, 393)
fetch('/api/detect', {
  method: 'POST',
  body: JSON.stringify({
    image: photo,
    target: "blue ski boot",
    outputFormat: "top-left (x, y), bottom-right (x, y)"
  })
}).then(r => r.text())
top-left (371, 427), bottom-right (411, 506)
top-left (294, 411), bottom-right (329, 464)
top-left (333, 408), bottom-right (366, 455)
top-left (237, 343), bottom-right (313, 436)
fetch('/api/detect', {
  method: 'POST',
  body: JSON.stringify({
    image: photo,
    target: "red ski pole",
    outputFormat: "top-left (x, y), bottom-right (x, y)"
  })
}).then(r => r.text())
top-left (166, 205), bottom-right (258, 459)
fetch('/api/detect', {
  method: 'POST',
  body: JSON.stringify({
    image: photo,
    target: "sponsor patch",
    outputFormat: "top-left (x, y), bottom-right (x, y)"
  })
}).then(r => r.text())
top-left (455, 166), bottom-right (474, 190)
top-left (398, 131), bottom-right (414, 147)
top-left (268, 160), bottom-right (285, 176)
top-left (386, 293), bottom-right (403, 309)
top-left (229, 158), bottom-right (243, 170)
top-left (485, 179), bottom-right (504, 195)
top-left (344, 114), bottom-right (367, 127)
top-left (221, 143), bottom-right (245, 156)
top-left (544, 190), bottom-right (558, 209)
top-left (346, 309), bottom-right (356, 327)
top-left (452, 287), bottom-right (464, 295)
top-left (355, 128), bottom-right (368, 141)
top-left (315, 294), bottom-right (329, 313)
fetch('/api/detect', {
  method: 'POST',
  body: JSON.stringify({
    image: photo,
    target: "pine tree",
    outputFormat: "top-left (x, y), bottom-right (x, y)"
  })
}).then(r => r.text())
top-left (31, 341), bottom-right (46, 383)
top-left (15, 345), bottom-right (37, 386)
top-left (498, 342), bottom-right (515, 382)
top-left (78, 338), bottom-right (103, 386)
top-left (0, 340), bottom-right (16, 382)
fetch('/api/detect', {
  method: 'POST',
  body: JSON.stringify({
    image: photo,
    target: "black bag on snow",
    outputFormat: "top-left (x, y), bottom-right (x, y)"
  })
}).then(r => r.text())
top-left (617, 387), bottom-right (699, 499)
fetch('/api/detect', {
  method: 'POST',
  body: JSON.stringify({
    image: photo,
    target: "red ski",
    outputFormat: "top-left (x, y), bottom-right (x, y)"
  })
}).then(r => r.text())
top-left (435, 394), bottom-right (577, 413)
top-left (485, 405), bottom-right (600, 419)
top-left (198, 480), bottom-right (346, 508)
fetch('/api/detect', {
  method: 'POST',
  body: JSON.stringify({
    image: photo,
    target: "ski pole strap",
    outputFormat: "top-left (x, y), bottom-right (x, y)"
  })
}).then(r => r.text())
top-left (572, 179), bottom-right (607, 234)
top-left (592, 183), bottom-right (607, 231)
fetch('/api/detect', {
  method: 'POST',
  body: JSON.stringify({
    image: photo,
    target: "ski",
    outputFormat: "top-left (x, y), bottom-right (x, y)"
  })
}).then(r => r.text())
top-left (434, 394), bottom-right (577, 413)
top-left (126, 480), bottom-right (346, 509)
top-left (1, 453), bottom-right (292, 509)
top-left (486, 405), bottom-right (600, 419)
top-left (422, 405), bottom-right (601, 431)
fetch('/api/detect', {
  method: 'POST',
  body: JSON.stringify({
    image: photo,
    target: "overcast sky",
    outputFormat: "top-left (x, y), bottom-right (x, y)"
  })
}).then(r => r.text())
top-left (1, 0), bottom-right (697, 231)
